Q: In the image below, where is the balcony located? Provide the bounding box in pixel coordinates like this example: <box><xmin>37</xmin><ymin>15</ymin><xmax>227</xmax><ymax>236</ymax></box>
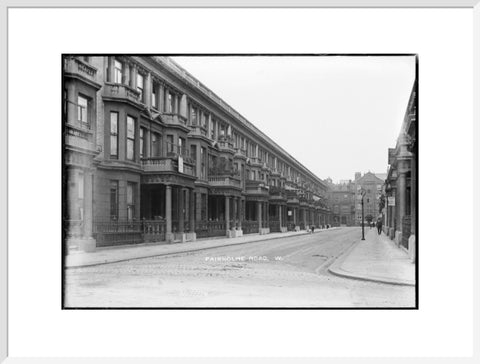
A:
<box><xmin>161</xmin><ymin>113</ymin><xmax>188</xmax><ymax>130</ymax></box>
<box><xmin>249</xmin><ymin>157</ymin><xmax>262</xmax><ymax>166</ymax></box>
<box><xmin>64</xmin><ymin>57</ymin><xmax>100</xmax><ymax>88</ymax></box>
<box><xmin>269</xmin><ymin>186</ymin><xmax>287</xmax><ymax>202</ymax></box>
<box><xmin>245</xmin><ymin>179</ymin><xmax>269</xmax><ymax>197</ymax></box>
<box><xmin>64</xmin><ymin>123</ymin><xmax>96</xmax><ymax>154</ymax></box>
<box><xmin>103</xmin><ymin>82</ymin><xmax>142</xmax><ymax>108</ymax></box>
<box><xmin>234</xmin><ymin>148</ymin><xmax>247</xmax><ymax>158</ymax></box>
<box><xmin>166</xmin><ymin>142</ymin><xmax>195</xmax><ymax>165</ymax></box>
<box><xmin>286</xmin><ymin>190</ymin><xmax>299</xmax><ymax>205</ymax></box>
<box><xmin>189</xmin><ymin>125</ymin><xmax>208</xmax><ymax>137</ymax></box>
<box><xmin>217</xmin><ymin>137</ymin><xmax>235</xmax><ymax>153</ymax></box>
<box><xmin>141</xmin><ymin>157</ymin><xmax>195</xmax><ymax>176</ymax></box>
<box><xmin>208</xmin><ymin>175</ymin><xmax>241</xmax><ymax>189</ymax></box>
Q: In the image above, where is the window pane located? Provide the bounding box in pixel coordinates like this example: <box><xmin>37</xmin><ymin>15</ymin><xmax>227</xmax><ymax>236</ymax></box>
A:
<box><xmin>127</xmin><ymin>116</ymin><xmax>135</xmax><ymax>138</ymax></box>
<box><xmin>77</xmin><ymin>96</ymin><xmax>88</xmax><ymax>122</ymax></box>
<box><xmin>110</xmin><ymin>112</ymin><xmax>118</xmax><ymax>158</ymax></box>
<box><xmin>168</xmin><ymin>93</ymin><xmax>173</xmax><ymax>112</ymax></box>
<box><xmin>114</xmin><ymin>60</ymin><xmax>123</xmax><ymax>83</ymax></box>
<box><xmin>110</xmin><ymin>112</ymin><xmax>118</xmax><ymax>133</ymax></box>
<box><xmin>152</xmin><ymin>88</ymin><xmax>157</xmax><ymax>108</ymax></box>
<box><xmin>110</xmin><ymin>136</ymin><xmax>118</xmax><ymax>157</ymax></box>
<box><xmin>127</xmin><ymin>140</ymin><xmax>134</xmax><ymax>160</ymax></box>
<box><xmin>140</xmin><ymin>128</ymin><xmax>144</xmax><ymax>158</ymax></box>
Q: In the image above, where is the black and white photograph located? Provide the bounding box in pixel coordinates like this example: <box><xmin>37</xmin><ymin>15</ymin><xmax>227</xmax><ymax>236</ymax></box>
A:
<box><xmin>4</xmin><ymin>3</ymin><xmax>480</xmax><ymax>362</ymax></box>
<box><xmin>62</xmin><ymin>54</ymin><xmax>418</xmax><ymax>308</ymax></box>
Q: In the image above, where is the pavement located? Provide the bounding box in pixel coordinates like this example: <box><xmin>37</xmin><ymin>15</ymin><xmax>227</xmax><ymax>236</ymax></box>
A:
<box><xmin>65</xmin><ymin>227</ymin><xmax>338</xmax><ymax>269</ymax></box>
<box><xmin>66</xmin><ymin>226</ymin><xmax>416</xmax><ymax>287</ymax></box>
<box><xmin>328</xmin><ymin>228</ymin><xmax>415</xmax><ymax>286</ymax></box>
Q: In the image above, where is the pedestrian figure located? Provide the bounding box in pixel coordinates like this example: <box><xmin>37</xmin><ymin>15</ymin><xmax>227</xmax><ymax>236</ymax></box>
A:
<box><xmin>376</xmin><ymin>218</ymin><xmax>383</xmax><ymax>235</ymax></box>
<box><xmin>311</xmin><ymin>225</ymin><xmax>315</xmax><ymax>234</ymax></box>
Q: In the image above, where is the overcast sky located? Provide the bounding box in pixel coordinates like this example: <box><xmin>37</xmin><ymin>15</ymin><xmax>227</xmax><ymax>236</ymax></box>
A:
<box><xmin>171</xmin><ymin>55</ymin><xmax>416</xmax><ymax>183</ymax></box>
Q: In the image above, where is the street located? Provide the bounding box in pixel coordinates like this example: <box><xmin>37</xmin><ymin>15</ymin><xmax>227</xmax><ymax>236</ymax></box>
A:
<box><xmin>64</xmin><ymin>227</ymin><xmax>415</xmax><ymax>308</ymax></box>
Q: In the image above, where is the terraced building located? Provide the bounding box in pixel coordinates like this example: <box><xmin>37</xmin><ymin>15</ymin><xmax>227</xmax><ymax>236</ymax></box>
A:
<box><xmin>63</xmin><ymin>55</ymin><xmax>331</xmax><ymax>250</ymax></box>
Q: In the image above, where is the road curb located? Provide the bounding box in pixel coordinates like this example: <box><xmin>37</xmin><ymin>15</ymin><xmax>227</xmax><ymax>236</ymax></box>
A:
<box><xmin>66</xmin><ymin>228</ymin><xmax>339</xmax><ymax>269</ymax></box>
<box><xmin>327</xmin><ymin>240</ymin><xmax>416</xmax><ymax>287</ymax></box>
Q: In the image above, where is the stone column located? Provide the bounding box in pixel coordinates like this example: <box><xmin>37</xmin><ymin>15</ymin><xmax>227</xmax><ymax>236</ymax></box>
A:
<box><xmin>131</xmin><ymin>64</ymin><xmax>137</xmax><ymax>90</ymax></box>
<box><xmin>83</xmin><ymin>171</ymin><xmax>93</xmax><ymax>239</ymax></box>
<box><xmin>225</xmin><ymin>196</ymin><xmax>230</xmax><ymax>231</ymax></box>
<box><xmin>145</xmin><ymin>72</ymin><xmax>152</xmax><ymax>108</ymax></box>
<box><xmin>165</xmin><ymin>185</ymin><xmax>172</xmax><ymax>241</ymax></box>
<box><xmin>237</xmin><ymin>197</ymin><xmax>242</xmax><ymax>229</ymax></box>
<box><xmin>178</xmin><ymin>188</ymin><xmax>185</xmax><ymax>233</ymax></box>
<box><xmin>257</xmin><ymin>201</ymin><xmax>262</xmax><ymax>233</ymax></box>
<box><xmin>207</xmin><ymin>114</ymin><xmax>212</xmax><ymax>139</ymax></box>
<box><xmin>189</xmin><ymin>189</ymin><xmax>195</xmax><ymax>233</ymax></box>
<box><xmin>264</xmin><ymin>202</ymin><xmax>268</xmax><ymax>228</ymax></box>
<box><xmin>410</xmin><ymin>156</ymin><xmax>416</xmax><ymax>237</ymax></box>
<box><xmin>293</xmin><ymin>207</ymin><xmax>297</xmax><ymax>225</ymax></box>
<box><xmin>232</xmin><ymin>197</ymin><xmax>237</xmax><ymax>228</ymax></box>
<box><xmin>124</xmin><ymin>62</ymin><xmax>130</xmax><ymax>86</ymax></box>
<box><xmin>278</xmin><ymin>205</ymin><xmax>282</xmax><ymax>227</ymax></box>
<box><xmin>180</xmin><ymin>94</ymin><xmax>188</xmax><ymax>119</ymax></box>
<box><xmin>398</xmin><ymin>171</ymin><xmax>406</xmax><ymax>230</ymax></box>
<box><xmin>303</xmin><ymin>208</ymin><xmax>307</xmax><ymax>228</ymax></box>
<box><xmin>108</xmin><ymin>56</ymin><xmax>115</xmax><ymax>83</ymax></box>
<box><xmin>159</xmin><ymin>84</ymin><xmax>165</xmax><ymax>112</ymax></box>
<box><xmin>66</xmin><ymin>83</ymin><xmax>76</xmax><ymax>124</ymax></box>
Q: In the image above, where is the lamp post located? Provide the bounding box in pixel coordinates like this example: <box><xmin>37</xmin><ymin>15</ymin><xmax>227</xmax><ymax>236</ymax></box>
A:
<box><xmin>360</xmin><ymin>188</ymin><xmax>366</xmax><ymax>240</ymax></box>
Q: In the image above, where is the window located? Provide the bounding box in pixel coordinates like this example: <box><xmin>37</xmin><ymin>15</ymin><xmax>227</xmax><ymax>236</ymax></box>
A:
<box><xmin>110</xmin><ymin>180</ymin><xmax>119</xmax><ymax>220</ymax></box>
<box><xmin>178</xmin><ymin>137</ymin><xmax>185</xmax><ymax>156</ymax></box>
<box><xmin>126</xmin><ymin>116</ymin><xmax>135</xmax><ymax>161</ymax></box>
<box><xmin>167</xmin><ymin>92</ymin><xmax>174</xmax><ymax>113</ymax></box>
<box><xmin>166</xmin><ymin>135</ymin><xmax>174</xmax><ymax>154</ymax></box>
<box><xmin>191</xmin><ymin>107</ymin><xmax>197</xmax><ymax>125</ymax></box>
<box><xmin>140</xmin><ymin>128</ymin><xmax>146</xmax><ymax>158</ymax></box>
<box><xmin>152</xmin><ymin>132</ymin><xmax>161</xmax><ymax>157</ymax></box>
<box><xmin>211</xmin><ymin>119</ymin><xmax>216</xmax><ymax>140</ymax></box>
<box><xmin>201</xmin><ymin>147</ymin><xmax>206</xmax><ymax>179</ymax></box>
<box><xmin>137</xmin><ymin>73</ymin><xmax>144</xmax><ymax>101</ymax></box>
<box><xmin>152</xmin><ymin>86</ymin><xmax>157</xmax><ymax>109</ymax></box>
<box><xmin>77</xmin><ymin>95</ymin><xmax>88</xmax><ymax>125</ymax></box>
<box><xmin>110</xmin><ymin>112</ymin><xmax>118</xmax><ymax>159</ymax></box>
<box><xmin>127</xmin><ymin>182</ymin><xmax>136</xmax><ymax>221</ymax></box>
<box><xmin>114</xmin><ymin>60</ymin><xmax>123</xmax><ymax>83</ymax></box>
<box><xmin>191</xmin><ymin>145</ymin><xmax>197</xmax><ymax>176</ymax></box>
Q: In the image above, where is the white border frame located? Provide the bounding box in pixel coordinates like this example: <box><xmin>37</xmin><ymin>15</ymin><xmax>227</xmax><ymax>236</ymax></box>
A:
<box><xmin>1</xmin><ymin>1</ymin><xmax>479</xmax><ymax>363</ymax></box>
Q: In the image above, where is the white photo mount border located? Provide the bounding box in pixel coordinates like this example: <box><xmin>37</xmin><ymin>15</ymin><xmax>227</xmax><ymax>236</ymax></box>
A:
<box><xmin>2</xmin><ymin>1</ymin><xmax>480</xmax><ymax>363</ymax></box>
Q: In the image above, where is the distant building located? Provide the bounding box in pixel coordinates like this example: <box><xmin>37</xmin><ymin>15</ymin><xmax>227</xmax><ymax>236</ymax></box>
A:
<box><xmin>384</xmin><ymin>78</ymin><xmax>417</xmax><ymax>262</ymax></box>
<box><xmin>326</xmin><ymin>178</ymin><xmax>355</xmax><ymax>226</ymax></box>
<box><xmin>354</xmin><ymin>172</ymin><xmax>385</xmax><ymax>225</ymax></box>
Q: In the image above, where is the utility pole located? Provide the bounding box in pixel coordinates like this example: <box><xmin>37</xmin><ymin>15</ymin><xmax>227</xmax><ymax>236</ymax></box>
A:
<box><xmin>361</xmin><ymin>188</ymin><xmax>366</xmax><ymax>240</ymax></box>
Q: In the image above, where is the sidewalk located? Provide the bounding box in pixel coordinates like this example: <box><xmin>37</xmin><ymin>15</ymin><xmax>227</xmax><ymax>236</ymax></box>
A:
<box><xmin>65</xmin><ymin>227</ymin><xmax>338</xmax><ymax>269</ymax></box>
<box><xmin>328</xmin><ymin>228</ymin><xmax>415</xmax><ymax>286</ymax></box>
